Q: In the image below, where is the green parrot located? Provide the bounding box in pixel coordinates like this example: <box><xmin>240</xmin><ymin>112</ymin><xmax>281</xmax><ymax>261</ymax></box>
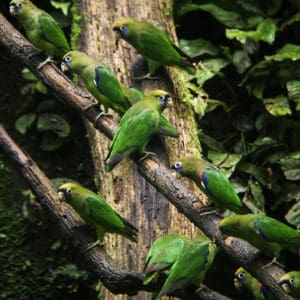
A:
<box><xmin>219</xmin><ymin>214</ymin><xmax>300</xmax><ymax>261</ymax></box>
<box><xmin>171</xmin><ymin>157</ymin><xmax>242</xmax><ymax>213</ymax></box>
<box><xmin>61</xmin><ymin>51</ymin><xmax>179</xmax><ymax>137</ymax></box>
<box><xmin>61</xmin><ymin>51</ymin><xmax>128</xmax><ymax>114</ymax></box>
<box><xmin>57</xmin><ymin>182</ymin><xmax>138</xmax><ymax>247</ymax></box>
<box><xmin>113</xmin><ymin>18</ymin><xmax>195</xmax><ymax>78</ymax></box>
<box><xmin>234</xmin><ymin>267</ymin><xmax>265</xmax><ymax>300</ymax></box>
<box><xmin>9</xmin><ymin>0</ymin><xmax>70</xmax><ymax>68</ymax></box>
<box><xmin>105</xmin><ymin>90</ymin><xmax>171</xmax><ymax>172</ymax></box>
<box><xmin>143</xmin><ymin>234</ymin><xmax>188</xmax><ymax>285</ymax></box>
<box><xmin>279</xmin><ymin>271</ymin><xmax>300</xmax><ymax>298</ymax></box>
<box><xmin>153</xmin><ymin>235</ymin><xmax>217</xmax><ymax>299</ymax></box>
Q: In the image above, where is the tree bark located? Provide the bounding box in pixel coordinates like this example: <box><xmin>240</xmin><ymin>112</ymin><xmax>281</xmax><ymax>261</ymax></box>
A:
<box><xmin>76</xmin><ymin>1</ymin><xmax>200</xmax><ymax>299</ymax></box>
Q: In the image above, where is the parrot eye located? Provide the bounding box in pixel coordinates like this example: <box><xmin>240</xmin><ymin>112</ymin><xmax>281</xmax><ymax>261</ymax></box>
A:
<box><xmin>290</xmin><ymin>278</ymin><xmax>295</xmax><ymax>284</ymax></box>
<box><xmin>174</xmin><ymin>162</ymin><xmax>182</xmax><ymax>169</ymax></box>
<box><xmin>120</xmin><ymin>25</ymin><xmax>127</xmax><ymax>32</ymax></box>
<box><xmin>66</xmin><ymin>188</ymin><xmax>72</xmax><ymax>195</ymax></box>
<box><xmin>65</xmin><ymin>56</ymin><xmax>72</xmax><ymax>62</ymax></box>
<box><xmin>238</xmin><ymin>272</ymin><xmax>245</xmax><ymax>279</ymax></box>
<box><xmin>16</xmin><ymin>3</ymin><xmax>23</xmax><ymax>8</ymax></box>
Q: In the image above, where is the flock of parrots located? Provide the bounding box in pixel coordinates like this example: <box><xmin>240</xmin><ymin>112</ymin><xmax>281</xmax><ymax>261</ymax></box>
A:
<box><xmin>8</xmin><ymin>0</ymin><xmax>300</xmax><ymax>298</ymax></box>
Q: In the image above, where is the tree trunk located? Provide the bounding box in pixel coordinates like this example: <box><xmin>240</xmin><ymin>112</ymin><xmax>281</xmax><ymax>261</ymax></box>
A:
<box><xmin>75</xmin><ymin>0</ymin><xmax>201</xmax><ymax>299</ymax></box>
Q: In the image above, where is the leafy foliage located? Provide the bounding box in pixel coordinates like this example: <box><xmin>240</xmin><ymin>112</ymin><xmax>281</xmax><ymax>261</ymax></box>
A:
<box><xmin>175</xmin><ymin>0</ymin><xmax>300</xmax><ymax>222</ymax></box>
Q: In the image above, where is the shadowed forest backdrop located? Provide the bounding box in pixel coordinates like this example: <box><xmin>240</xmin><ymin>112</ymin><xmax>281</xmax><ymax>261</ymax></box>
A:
<box><xmin>1</xmin><ymin>0</ymin><xmax>300</xmax><ymax>299</ymax></box>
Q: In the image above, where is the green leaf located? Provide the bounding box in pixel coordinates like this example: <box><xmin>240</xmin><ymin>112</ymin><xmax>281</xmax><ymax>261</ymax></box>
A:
<box><xmin>286</xmin><ymin>80</ymin><xmax>300</xmax><ymax>110</ymax></box>
<box><xmin>22</xmin><ymin>68</ymin><xmax>37</xmax><ymax>81</ymax></box>
<box><xmin>50</xmin><ymin>1</ymin><xmax>71</xmax><ymax>16</ymax></box>
<box><xmin>280</xmin><ymin>12</ymin><xmax>300</xmax><ymax>31</ymax></box>
<box><xmin>232</xmin><ymin>50</ymin><xmax>252</xmax><ymax>74</ymax></box>
<box><xmin>195</xmin><ymin>58</ymin><xmax>229</xmax><ymax>86</ymax></box>
<box><xmin>285</xmin><ymin>201</ymin><xmax>300</xmax><ymax>229</ymax></box>
<box><xmin>179</xmin><ymin>38</ymin><xmax>219</xmax><ymax>57</ymax></box>
<box><xmin>35</xmin><ymin>81</ymin><xmax>48</xmax><ymax>94</ymax></box>
<box><xmin>263</xmin><ymin>95</ymin><xmax>291</xmax><ymax>116</ymax></box>
<box><xmin>248</xmin><ymin>179</ymin><xmax>265</xmax><ymax>213</ymax></box>
<box><xmin>37</xmin><ymin>113</ymin><xmax>70</xmax><ymax>138</ymax></box>
<box><xmin>199</xmin><ymin>131</ymin><xmax>226</xmax><ymax>152</ymax></box>
<box><xmin>279</xmin><ymin>152</ymin><xmax>300</xmax><ymax>180</ymax></box>
<box><xmin>265</xmin><ymin>44</ymin><xmax>300</xmax><ymax>62</ymax></box>
<box><xmin>237</xmin><ymin>160</ymin><xmax>269</xmax><ymax>185</ymax></box>
<box><xmin>207</xmin><ymin>151</ymin><xmax>228</xmax><ymax>166</ymax></box>
<box><xmin>226</xmin><ymin>18</ymin><xmax>276</xmax><ymax>44</ymax></box>
<box><xmin>177</xmin><ymin>3</ymin><xmax>249</xmax><ymax>29</ymax></box>
<box><xmin>15</xmin><ymin>113</ymin><xmax>36</xmax><ymax>135</ymax></box>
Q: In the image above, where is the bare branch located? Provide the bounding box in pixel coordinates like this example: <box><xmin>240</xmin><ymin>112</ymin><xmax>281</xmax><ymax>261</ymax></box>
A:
<box><xmin>0</xmin><ymin>13</ymin><xmax>293</xmax><ymax>300</ymax></box>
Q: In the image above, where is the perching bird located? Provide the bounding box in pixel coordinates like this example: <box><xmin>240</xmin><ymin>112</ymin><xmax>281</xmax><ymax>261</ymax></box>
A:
<box><xmin>219</xmin><ymin>214</ymin><xmax>300</xmax><ymax>261</ymax></box>
<box><xmin>234</xmin><ymin>267</ymin><xmax>265</xmax><ymax>300</ymax></box>
<box><xmin>153</xmin><ymin>235</ymin><xmax>217</xmax><ymax>299</ymax></box>
<box><xmin>279</xmin><ymin>271</ymin><xmax>300</xmax><ymax>298</ymax></box>
<box><xmin>105</xmin><ymin>90</ymin><xmax>171</xmax><ymax>171</ymax></box>
<box><xmin>61</xmin><ymin>51</ymin><xmax>128</xmax><ymax>114</ymax></box>
<box><xmin>9</xmin><ymin>0</ymin><xmax>70</xmax><ymax>68</ymax></box>
<box><xmin>113</xmin><ymin>18</ymin><xmax>195</xmax><ymax>79</ymax></box>
<box><xmin>143</xmin><ymin>234</ymin><xmax>188</xmax><ymax>285</ymax></box>
<box><xmin>57</xmin><ymin>182</ymin><xmax>138</xmax><ymax>248</ymax></box>
<box><xmin>61</xmin><ymin>51</ymin><xmax>179</xmax><ymax>137</ymax></box>
<box><xmin>171</xmin><ymin>157</ymin><xmax>242</xmax><ymax>213</ymax></box>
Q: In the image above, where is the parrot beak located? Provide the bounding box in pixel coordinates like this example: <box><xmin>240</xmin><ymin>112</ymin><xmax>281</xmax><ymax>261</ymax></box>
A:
<box><xmin>9</xmin><ymin>4</ymin><xmax>16</xmax><ymax>16</ymax></box>
<box><xmin>60</xmin><ymin>61</ymin><xmax>69</xmax><ymax>73</ymax></box>
<box><xmin>171</xmin><ymin>169</ymin><xmax>180</xmax><ymax>179</ymax></box>
<box><xmin>280</xmin><ymin>282</ymin><xmax>291</xmax><ymax>294</ymax></box>
<box><xmin>233</xmin><ymin>278</ymin><xmax>242</xmax><ymax>290</ymax></box>
<box><xmin>166</xmin><ymin>96</ymin><xmax>173</xmax><ymax>108</ymax></box>
<box><xmin>57</xmin><ymin>190</ymin><xmax>65</xmax><ymax>201</ymax></box>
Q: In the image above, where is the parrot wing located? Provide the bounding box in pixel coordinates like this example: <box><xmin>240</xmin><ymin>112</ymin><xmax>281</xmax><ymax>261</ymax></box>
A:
<box><xmin>85</xmin><ymin>195</ymin><xmax>126</xmax><ymax>230</ymax></box>
<box><xmin>106</xmin><ymin>104</ymin><xmax>159</xmax><ymax>170</ymax></box>
<box><xmin>200</xmin><ymin>166</ymin><xmax>242</xmax><ymax>211</ymax></box>
<box><xmin>252</xmin><ymin>216</ymin><xmax>300</xmax><ymax>245</ymax></box>
<box><xmin>39</xmin><ymin>14</ymin><xmax>70</xmax><ymax>52</ymax></box>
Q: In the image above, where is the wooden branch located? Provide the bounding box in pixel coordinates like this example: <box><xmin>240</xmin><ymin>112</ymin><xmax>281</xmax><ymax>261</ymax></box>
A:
<box><xmin>0</xmin><ymin>13</ymin><xmax>293</xmax><ymax>300</ymax></box>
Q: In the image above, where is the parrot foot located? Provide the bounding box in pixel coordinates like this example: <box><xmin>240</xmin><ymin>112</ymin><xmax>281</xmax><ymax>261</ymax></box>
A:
<box><xmin>138</xmin><ymin>151</ymin><xmax>156</xmax><ymax>163</ymax></box>
<box><xmin>198</xmin><ymin>209</ymin><xmax>219</xmax><ymax>217</ymax></box>
<box><xmin>94</xmin><ymin>111</ymin><xmax>113</xmax><ymax>124</ymax></box>
<box><xmin>262</xmin><ymin>257</ymin><xmax>284</xmax><ymax>269</ymax></box>
<box><xmin>133</xmin><ymin>73</ymin><xmax>160</xmax><ymax>80</ymax></box>
<box><xmin>37</xmin><ymin>56</ymin><xmax>56</xmax><ymax>69</ymax></box>
<box><xmin>194</xmin><ymin>285</ymin><xmax>207</xmax><ymax>294</ymax></box>
<box><xmin>85</xmin><ymin>239</ymin><xmax>104</xmax><ymax>251</ymax></box>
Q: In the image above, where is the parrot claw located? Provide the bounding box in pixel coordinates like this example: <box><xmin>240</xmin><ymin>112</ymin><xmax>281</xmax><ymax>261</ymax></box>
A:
<box><xmin>262</xmin><ymin>257</ymin><xmax>284</xmax><ymax>269</ymax></box>
<box><xmin>37</xmin><ymin>56</ymin><xmax>56</xmax><ymax>69</ymax></box>
<box><xmin>85</xmin><ymin>239</ymin><xmax>104</xmax><ymax>251</ymax></box>
<box><xmin>94</xmin><ymin>111</ymin><xmax>113</xmax><ymax>125</ymax></box>
<box><xmin>133</xmin><ymin>73</ymin><xmax>160</xmax><ymax>80</ymax></box>
<box><xmin>138</xmin><ymin>151</ymin><xmax>156</xmax><ymax>163</ymax></box>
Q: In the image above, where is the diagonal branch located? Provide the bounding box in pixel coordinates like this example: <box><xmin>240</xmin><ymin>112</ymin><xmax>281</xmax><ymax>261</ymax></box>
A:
<box><xmin>0</xmin><ymin>13</ymin><xmax>292</xmax><ymax>300</ymax></box>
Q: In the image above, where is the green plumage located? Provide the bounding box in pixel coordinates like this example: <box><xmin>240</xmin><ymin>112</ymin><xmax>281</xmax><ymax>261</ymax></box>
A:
<box><xmin>234</xmin><ymin>267</ymin><xmax>264</xmax><ymax>300</ymax></box>
<box><xmin>57</xmin><ymin>182</ymin><xmax>138</xmax><ymax>243</ymax></box>
<box><xmin>279</xmin><ymin>271</ymin><xmax>300</xmax><ymax>298</ymax></box>
<box><xmin>153</xmin><ymin>235</ymin><xmax>217</xmax><ymax>299</ymax></box>
<box><xmin>61</xmin><ymin>51</ymin><xmax>128</xmax><ymax>113</ymax></box>
<box><xmin>219</xmin><ymin>214</ymin><xmax>300</xmax><ymax>257</ymax></box>
<box><xmin>61</xmin><ymin>51</ymin><xmax>179</xmax><ymax>137</ymax></box>
<box><xmin>143</xmin><ymin>234</ymin><xmax>188</xmax><ymax>285</ymax></box>
<box><xmin>171</xmin><ymin>157</ymin><xmax>242</xmax><ymax>213</ymax></box>
<box><xmin>113</xmin><ymin>18</ymin><xmax>195</xmax><ymax>75</ymax></box>
<box><xmin>105</xmin><ymin>90</ymin><xmax>171</xmax><ymax>171</ymax></box>
<box><xmin>9</xmin><ymin>0</ymin><xmax>70</xmax><ymax>57</ymax></box>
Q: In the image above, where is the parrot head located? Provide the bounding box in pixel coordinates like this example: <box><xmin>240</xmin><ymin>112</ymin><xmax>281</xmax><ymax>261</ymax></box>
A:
<box><xmin>233</xmin><ymin>267</ymin><xmax>247</xmax><ymax>291</ymax></box>
<box><xmin>57</xmin><ymin>182</ymin><xmax>81</xmax><ymax>203</ymax></box>
<box><xmin>9</xmin><ymin>1</ymin><xmax>24</xmax><ymax>16</ymax></box>
<box><xmin>113</xmin><ymin>18</ymin><xmax>132</xmax><ymax>39</ymax></box>
<box><xmin>279</xmin><ymin>272</ymin><xmax>297</xmax><ymax>295</ymax></box>
<box><xmin>147</xmin><ymin>90</ymin><xmax>172</xmax><ymax>110</ymax></box>
<box><xmin>61</xmin><ymin>51</ymin><xmax>91</xmax><ymax>73</ymax></box>
<box><xmin>219</xmin><ymin>214</ymin><xmax>241</xmax><ymax>236</ymax></box>
<box><xmin>171</xmin><ymin>157</ymin><xmax>206</xmax><ymax>179</ymax></box>
<box><xmin>61</xmin><ymin>51</ymin><xmax>74</xmax><ymax>73</ymax></box>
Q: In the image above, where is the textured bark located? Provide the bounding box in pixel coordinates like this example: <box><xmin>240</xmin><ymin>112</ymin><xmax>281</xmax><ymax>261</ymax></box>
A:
<box><xmin>0</xmin><ymin>13</ymin><xmax>294</xmax><ymax>300</ymax></box>
<box><xmin>76</xmin><ymin>1</ymin><xmax>200</xmax><ymax>299</ymax></box>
